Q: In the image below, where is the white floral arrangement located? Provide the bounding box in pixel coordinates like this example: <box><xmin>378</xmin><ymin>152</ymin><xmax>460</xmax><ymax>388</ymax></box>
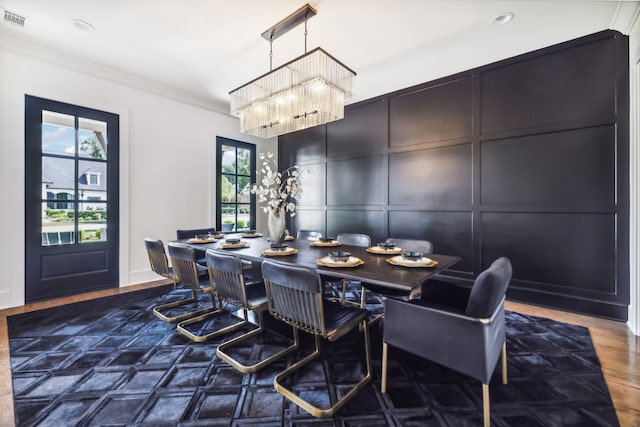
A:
<box><xmin>247</xmin><ymin>152</ymin><xmax>306</xmax><ymax>217</ymax></box>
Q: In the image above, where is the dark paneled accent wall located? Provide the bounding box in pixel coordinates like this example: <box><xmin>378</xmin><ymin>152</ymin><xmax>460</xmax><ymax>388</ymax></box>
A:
<box><xmin>279</xmin><ymin>30</ymin><xmax>629</xmax><ymax>320</ymax></box>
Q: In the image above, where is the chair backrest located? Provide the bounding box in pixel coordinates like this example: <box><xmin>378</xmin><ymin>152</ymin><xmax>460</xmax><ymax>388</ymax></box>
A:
<box><xmin>176</xmin><ymin>227</ymin><xmax>217</xmax><ymax>240</ymax></box>
<box><xmin>145</xmin><ymin>238</ymin><xmax>172</xmax><ymax>279</ymax></box>
<box><xmin>206</xmin><ymin>249</ymin><xmax>247</xmax><ymax>308</ymax></box>
<box><xmin>466</xmin><ymin>257</ymin><xmax>512</xmax><ymax>318</ymax></box>
<box><xmin>296</xmin><ymin>230</ymin><xmax>323</xmax><ymax>241</ymax></box>
<box><xmin>337</xmin><ymin>233</ymin><xmax>371</xmax><ymax>247</ymax></box>
<box><xmin>168</xmin><ymin>242</ymin><xmax>202</xmax><ymax>291</ymax></box>
<box><xmin>385</xmin><ymin>237</ymin><xmax>433</xmax><ymax>254</ymax></box>
<box><xmin>262</xmin><ymin>260</ymin><xmax>325</xmax><ymax>336</ymax></box>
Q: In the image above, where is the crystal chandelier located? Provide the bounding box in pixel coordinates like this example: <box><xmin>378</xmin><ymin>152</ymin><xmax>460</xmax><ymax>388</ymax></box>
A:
<box><xmin>229</xmin><ymin>4</ymin><xmax>356</xmax><ymax>139</ymax></box>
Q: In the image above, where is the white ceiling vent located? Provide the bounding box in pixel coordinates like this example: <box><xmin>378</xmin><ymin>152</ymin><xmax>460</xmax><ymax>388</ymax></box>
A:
<box><xmin>2</xmin><ymin>8</ymin><xmax>26</xmax><ymax>27</ymax></box>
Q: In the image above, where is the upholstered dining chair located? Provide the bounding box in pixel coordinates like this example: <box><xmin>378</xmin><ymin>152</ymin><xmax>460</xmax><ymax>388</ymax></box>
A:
<box><xmin>208</xmin><ymin>250</ymin><xmax>297</xmax><ymax>373</ymax></box>
<box><xmin>176</xmin><ymin>227</ymin><xmax>217</xmax><ymax>240</ymax></box>
<box><xmin>176</xmin><ymin>227</ymin><xmax>217</xmax><ymax>267</ymax></box>
<box><xmin>167</xmin><ymin>242</ymin><xmax>220</xmax><ymax>340</ymax></box>
<box><xmin>296</xmin><ymin>229</ymin><xmax>323</xmax><ymax>241</ymax></box>
<box><xmin>262</xmin><ymin>259</ymin><xmax>372</xmax><ymax>418</ymax></box>
<box><xmin>359</xmin><ymin>237</ymin><xmax>434</xmax><ymax>325</ymax></box>
<box><xmin>335</xmin><ymin>233</ymin><xmax>372</xmax><ymax>305</ymax></box>
<box><xmin>147</xmin><ymin>238</ymin><xmax>209</xmax><ymax>323</ymax></box>
<box><xmin>381</xmin><ymin>257</ymin><xmax>512</xmax><ymax>427</ymax></box>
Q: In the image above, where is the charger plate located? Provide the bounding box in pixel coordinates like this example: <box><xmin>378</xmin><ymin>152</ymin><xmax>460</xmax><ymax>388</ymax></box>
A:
<box><xmin>242</xmin><ymin>233</ymin><xmax>263</xmax><ymax>238</ymax></box>
<box><xmin>221</xmin><ymin>241</ymin><xmax>251</xmax><ymax>249</ymax></box>
<box><xmin>311</xmin><ymin>241</ymin><xmax>340</xmax><ymax>247</ymax></box>
<box><xmin>187</xmin><ymin>237</ymin><xmax>217</xmax><ymax>244</ymax></box>
<box><xmin>366</xmin><ymin>246</ymin><xmax>404</xmax><ymax>255</ymax></box>
<box><xmin>387</xmin><ymin>256</ymin><xmax>437</xmax><ymax>267</ymax></box>
<box><xmin>261</xmin><ymin>247</ymin><xmax>298</xmax><ymax>256</ymax></box>
<box><xmin>317</xmin><ymin>256</ymin><xmax>364</xmax><ymax>267</ymax></box>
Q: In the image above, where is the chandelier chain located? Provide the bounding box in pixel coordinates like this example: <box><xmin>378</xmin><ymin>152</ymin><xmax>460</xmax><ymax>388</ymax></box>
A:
<box><xmin>269</xmin><ymin>41</ymin><xmax>273</xmax><ymax>71</ymax></box>
<box><xmin>304</xmin><ymin>17</ymin><xmax>308</xmax><ymax>53</ymax></box>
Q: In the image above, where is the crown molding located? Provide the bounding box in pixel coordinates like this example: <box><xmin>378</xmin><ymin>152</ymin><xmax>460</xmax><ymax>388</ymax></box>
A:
<box><xmin>611</xmin><ymin>1</ymin><xmax>640</xmax><ymax>35</ymax></box>
<box><xmin>0</xmin><ymin>32</ymin><xmax>231</xmax><ymax>115</ymax></box>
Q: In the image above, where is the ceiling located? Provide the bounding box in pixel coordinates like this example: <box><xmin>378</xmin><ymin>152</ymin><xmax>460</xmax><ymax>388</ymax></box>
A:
<box><xmin>1</xmin><ymin>1</ymin><xmax>638</xmax><ymax>114</ymax></box>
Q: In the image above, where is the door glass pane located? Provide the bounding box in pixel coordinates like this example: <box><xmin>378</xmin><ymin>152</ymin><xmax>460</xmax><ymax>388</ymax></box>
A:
<box><xmin>42</xmin><ymin>157</ymin><xmax>75</xmax><ymax>209</ymax></box>
<box><xmin>79</xmin><ymin>159</ymin><xmax>107</xmax><ymax>200</ymax></box>
<box><xmin>78</xmin><ymin>117</ymin><xmax>108</xmax><ymax>160</ymax></box>
<box><xmin>221</xmin><ymin>145</ymin><xmax>236</xmax><ymax>174</ymax></box>
<box><xmin>42</xmin><ymin>110</ymin><xmax>75</xmax><ymax>156</ymax></box>
<box><xmin>79</xmin><ymin>203</ymin><xmax>107</xmax><ymax>243</ymax></box>
<box><xmin>238</xmin><ymin>147</ymin><xmax>250</xmax><ymax>175</ymax></box>
<box><xmin>41</xmin><ymin>202</ymin><xmax>75</xmax><ymax>246</ymax></box>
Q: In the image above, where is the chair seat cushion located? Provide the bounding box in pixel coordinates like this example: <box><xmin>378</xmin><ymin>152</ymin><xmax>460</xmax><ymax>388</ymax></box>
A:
<box><xmin>245</xmin><ymin>282</ymin><xmax>268</xmax><ymax>309</ymax></box>
<box><xmin>323</xmin><ymin>301</ymin><xmax>369</xmax><ymax>342</ymax></box>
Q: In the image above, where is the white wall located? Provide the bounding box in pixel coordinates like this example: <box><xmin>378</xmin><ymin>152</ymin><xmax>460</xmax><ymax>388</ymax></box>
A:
<box><xmin>0</xmin><ymin>39</ymin><xmax>276</xmax><ymax>309</ymax></box>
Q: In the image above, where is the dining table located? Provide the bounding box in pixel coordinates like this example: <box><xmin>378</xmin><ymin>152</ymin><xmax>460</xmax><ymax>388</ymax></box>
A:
<box><xmin>174</xmin><ymin>234</ymin><xmax>461</xmax><ymax>296</ymax></box>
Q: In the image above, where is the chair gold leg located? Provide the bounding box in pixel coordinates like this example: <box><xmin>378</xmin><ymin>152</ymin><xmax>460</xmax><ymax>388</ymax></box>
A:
<box><xmin>381</xmin><ymin>342</ymin><xmax>388</xmax><ymax>393</ymax></box>
<box><xmin>482</xmin><ymin>383</ymin><xmax>490</xmax><ymax>427</ymax></box>
<box><xmin>502</xmin><ymin>342</ymin><xmax>508</xmax><ymax>384</ymax></box>
<box><xmin>153</xmin><ymin>289</ymin><xmax>215</xmax><ymax>323</ymax></box>
<box><xmin>274</xmin><ymin>321</ymin><xmax>372</xmax><ymax>418</ymax></box>
<box><xmin>216</xmin><ymin>311</ymin><xmax>299</xmax><ymax>373</ymax></box>
<box><xmin>176</xmin><ymin>295</ymin><xmax>248</xmax><ymax>343</ymax></box>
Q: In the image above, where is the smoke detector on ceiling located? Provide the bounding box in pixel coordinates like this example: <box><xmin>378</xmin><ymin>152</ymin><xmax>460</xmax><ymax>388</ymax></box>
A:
<box><xmin>2</xmin><ymin>8</ymin><xmax>26</xmax><ymax>27</ymax></box>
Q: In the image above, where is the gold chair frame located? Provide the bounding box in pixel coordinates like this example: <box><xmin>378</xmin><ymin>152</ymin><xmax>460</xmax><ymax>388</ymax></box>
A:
<box><xmin>211</xmin><ymin>258</ymin><xmax>298</xmax><ymax>373</ymax></box>
<box><xmin>264</xmin><ymin>265</ymin><xmax>372</xmax><ymax>418</ymax></box>
<box><xmin>146</xmin><ymin>238</ymin><xmax>212</xmax><ymax>323</ymax></box>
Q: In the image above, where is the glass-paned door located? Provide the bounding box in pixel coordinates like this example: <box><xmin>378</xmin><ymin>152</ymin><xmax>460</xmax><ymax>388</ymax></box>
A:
<box><xmin>25</xmin><ymin>96</ymin><xmax>119</xmax><ymax>302</ymax></box>
<box><xmin>216</xmin><ymin>137</ymin><xmax>255</xmax><ymax>232</ymax></box>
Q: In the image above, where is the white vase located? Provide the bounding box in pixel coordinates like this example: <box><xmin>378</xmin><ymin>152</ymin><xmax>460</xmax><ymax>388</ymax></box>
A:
<box><xmin>267</xmin><ymin>209</ymin><xmax>286</xmax><ymax>244</ymax></box>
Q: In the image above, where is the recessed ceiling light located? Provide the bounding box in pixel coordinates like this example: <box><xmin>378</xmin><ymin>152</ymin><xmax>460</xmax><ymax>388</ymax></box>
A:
<box><xmin>493</xmin><ymin>12</ymin><xmax>514</xmax><ymax>26</ymax></box>
<box><xmin>72</xmin><ymin>19</ymin><xmax>94</xmax><ymax>31</ymax></box>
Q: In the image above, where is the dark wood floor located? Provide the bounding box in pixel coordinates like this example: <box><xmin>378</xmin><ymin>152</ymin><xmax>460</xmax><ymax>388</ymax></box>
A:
<box><xmin>0</xmin><ymin>281</ymin><xmax>638</xmax><ymax>427</ymax></box>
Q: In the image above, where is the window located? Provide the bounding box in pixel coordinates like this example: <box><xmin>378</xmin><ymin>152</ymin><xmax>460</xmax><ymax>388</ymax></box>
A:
<box><xmin>87</xmin><ymin>172</ymin><xmax>100</xmax><ymax>185</ymax></box>
<box><xmin>216</xmin><ymin>137</ymin><xmax>256</xmax><ymax>232</ymax></box>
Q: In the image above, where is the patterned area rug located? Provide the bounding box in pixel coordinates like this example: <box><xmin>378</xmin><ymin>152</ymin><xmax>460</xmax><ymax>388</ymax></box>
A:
<box><xmin>8</xmin><ymin>285</ymin><xmax>619</xmax><ymax>426</ymax></box>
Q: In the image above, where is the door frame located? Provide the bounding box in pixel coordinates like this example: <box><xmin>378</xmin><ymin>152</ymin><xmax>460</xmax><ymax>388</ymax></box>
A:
<box><xmin>24</xmin><ymin>95</ymin><xmax>120</xmax><ymax>302</ymax></box>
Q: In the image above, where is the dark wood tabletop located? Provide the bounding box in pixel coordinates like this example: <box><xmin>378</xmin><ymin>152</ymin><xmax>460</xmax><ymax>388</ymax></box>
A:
<box><xmin>175</xmin><ymin>235</ymin><xmax>461</xmax><ymax>293</ymax></box>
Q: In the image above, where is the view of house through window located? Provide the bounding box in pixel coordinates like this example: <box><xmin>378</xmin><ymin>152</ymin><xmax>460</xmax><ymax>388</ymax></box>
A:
<box><xmin>216</xmin><ymin>138</ymin><xmax>255</xmax><ymax>233</ymax></box>
<box><xmin>41</xmin><ymin>110</ymin><xmax>108</xmax><ymax>245</ymax></box>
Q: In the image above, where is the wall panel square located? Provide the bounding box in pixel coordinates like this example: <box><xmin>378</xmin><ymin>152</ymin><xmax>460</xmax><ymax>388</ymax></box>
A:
<box><xmin>480</xmin><ymin>37</ymin><xmax>616</xmax><ymax>134</ymax></box>
<box><xmin>327</xmin><ymin>99</ymin><xmax>387</xmax><ymax>158</ymax></box>
<box><xmin>480</xmin><ymin>125</ymin><xmax>616</xmax><ymax>208</ymax></box>
<box><xmin>390</xmin><ymin>77</ymin><xmax>472</xmax><ymax>147</ymax></box>
<box><xmin>327</xmin><ymin>156</ymin><xmax>384</xmax><ymax>206</ymax></box>
<box><xmin>389</xmin><ymin>144</ymin><xmax>472</xmax><ymax>207</ymax></box>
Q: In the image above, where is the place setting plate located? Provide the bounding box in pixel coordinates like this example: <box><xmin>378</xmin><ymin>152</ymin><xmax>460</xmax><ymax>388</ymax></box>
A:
<box><xmin>242</xmin><ymin>231</ymin><xmax>263</xmax><ymax>238</ymax></box>
<box><xmin>386</xmin><ymin>253</ymin><xmax>438</xmax><ymax>268</ymax></box>
<box><xmin>220</xmin><ymin>240</ymin><xmax>251</xmax><ymax>249</ymax></box>
<box><xmin>366</xmin><ymin>243</ymin><xmax>404</xmax><ymax>255</ymax></box>
<box><xmin>316</xmin><ymin>251</ymin><xmax>364</xmax><ymax>268</ymax></box>
<box><xmin>311</xmin><ymin>237</ymin><xmax>340</xmax><ymax>247</ymax></box>
<box><xmin>187</xmin><ymin>235</ymin><xmax>217</xmax><ymax>244</ymax></box>
<box><xmin>261</xmin><ymin>244</ymin><xmax>298</xmax><ymax>256</ymax></box>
